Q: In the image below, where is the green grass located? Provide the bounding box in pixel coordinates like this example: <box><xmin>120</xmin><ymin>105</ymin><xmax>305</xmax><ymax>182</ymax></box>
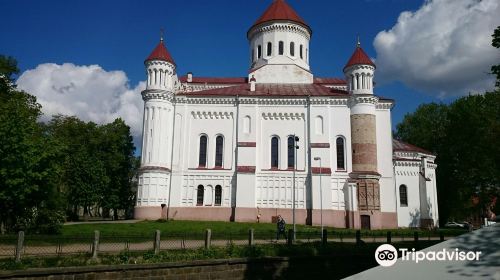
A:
<box><xmin>61</xmin><ymin>220</ymin><xmax>467</xmax><ymax>237</ymax></box>
<box><xmin>0</xmin><ymin>220</ymin><xmax>467</xmax><ymax>245</ymax></box>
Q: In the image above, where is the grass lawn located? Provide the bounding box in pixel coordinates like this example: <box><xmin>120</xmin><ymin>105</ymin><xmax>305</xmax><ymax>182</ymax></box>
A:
<box><xmin>60</xmin><ymin>220</ymin><xmax>467</xmax><ymax>238</ymax></box>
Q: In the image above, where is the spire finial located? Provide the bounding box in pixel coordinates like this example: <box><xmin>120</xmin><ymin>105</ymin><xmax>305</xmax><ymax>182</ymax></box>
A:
<box><xmin>356</xmin><ymin>35</ymin><xmax>361</xmax><ymax>48</ymax></box>
<box><xmin>160</xmin><ymin>27</ymin><xmax>164</xmax><ymax>42</ymax></box>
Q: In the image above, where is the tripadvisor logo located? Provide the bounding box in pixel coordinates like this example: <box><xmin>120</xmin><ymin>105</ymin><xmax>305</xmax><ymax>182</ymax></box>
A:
<box><xmin>375</xmin><ymin>244</ymin><xmax>482</xmax><ymax>267</ymax></box>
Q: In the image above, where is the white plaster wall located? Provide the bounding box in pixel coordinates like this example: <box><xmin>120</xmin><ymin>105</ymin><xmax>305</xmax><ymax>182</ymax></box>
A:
<box><xmin>395</xmin><ymin>164</ymin><xmax>424</xmax><ymax>227</ymax></box>
<box><xmin>376</xmin><ymin>108</ymin><xmax>396</xmax><ymax>212</ymax></box>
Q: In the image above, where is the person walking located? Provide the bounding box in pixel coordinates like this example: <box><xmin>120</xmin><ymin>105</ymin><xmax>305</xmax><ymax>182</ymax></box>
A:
<box><xmin>276</xmin><ymin>215</ymin><xmax>287</xmax><ymax>241</ymax></box>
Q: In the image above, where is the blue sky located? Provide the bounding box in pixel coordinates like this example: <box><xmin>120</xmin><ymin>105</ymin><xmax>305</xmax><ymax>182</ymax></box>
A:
<box><xmin>1</xmin><ymin>0</ymin><xmax>498</xmax><ymax>140</ymax></box>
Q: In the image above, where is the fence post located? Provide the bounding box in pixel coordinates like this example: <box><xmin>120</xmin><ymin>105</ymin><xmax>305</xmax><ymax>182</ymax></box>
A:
<box><xmin>15</xmin><ymin>231</ymin><xmax>24</xmax><ymax>262</ymax></box>
<box><xmin>248</xmin><ymin>229</ymin><xmax>254</xmax><ymax>246</ymax></box>
<box><xmin>355</xmin><ymin>230</ymin><xmax>361</xmax><ymax>245</ymax></box>
<box><xmin>387</xmin><ymin>231</ymin><xmax>391</xmax><ymax>244</ymax></box>
<box><xmin>287</xmin><ymin>229</ymin><xmax>293</xmax><ymax>245</ymax></box>
<box><xmin>440</xmin><ymin>232</ymin><xmax>444</xmax><ymax>242</ymax></box>
<box><xmin>92</xmin><ymin>230</ymin><xmax>100</xmax><ymax>259</ymax></box>
<box><xmin>154</xmin><ymin>230</ymin><xmax>161</xmax><ymax>255</ymax></box>
<box><xmin>414</xmin><ymin>231</ymin><xmax>419</xmax><ymax>243</ymax></box>
<box><xmin>322</xmin><ymin>229</ymin><xmax>327</xmax><ymax>245</ymax></box>
<box><xmin>205</xmin><ymin>229</ymin><xmax>211</xmax><ymax>250</ymax></box>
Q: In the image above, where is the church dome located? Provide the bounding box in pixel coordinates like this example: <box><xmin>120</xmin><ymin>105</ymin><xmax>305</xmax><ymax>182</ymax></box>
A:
<box><xmin>145</xmin><ymin>39</ymin><xmax>175</xmax><ymax>65</ymax></box>
<box><xmin>249</xmin><ymin>0</ymin><xmax>310</xmax><ymax>33</ymax></box>
<box><xmin>344</xmin><ymin>44</ymin><xmax>375</xmax><ymax>71</ymax></box>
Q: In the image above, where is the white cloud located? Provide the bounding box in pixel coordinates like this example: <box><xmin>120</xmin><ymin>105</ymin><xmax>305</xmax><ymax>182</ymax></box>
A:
<box><xmin>374</xmin><ymin>0</ymin><xmax>500</xmax><ymax>97</ymax></box>
<box><xmin>16</xmin><ymin>63</ymin><xmax>145</xmax><ymax>143</ymax></box>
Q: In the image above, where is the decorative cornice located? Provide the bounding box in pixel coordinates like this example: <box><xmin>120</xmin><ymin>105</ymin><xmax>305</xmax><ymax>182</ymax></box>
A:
<box><xmin>262</xmin><ymin>112</ymin><xmax>305</xmax><ymax>120</ymax></box>
<box><xmin>142</xmin><ymin>89</ymin><xmax>175</xmax><ymax>102</ymax></box>
<box><xmin>348</xmin><ymin>95</ymin><xmax>379</xmax><ymax>107</ymax></box>
<box><xmin>191</xmin><ymin>111</ymin><xmax>233</xmax><ymax>120</ymax></box>
<box><xmin>139</xmin><ymin>166</ymin><xmax>171</xmax><ymax>174</ymax></box>
<box><xmin>376</xmin><ymin>102</ymin><xmax>393</xmax><ymax>110</ymax></box>
<box><xmin>248</xmin><ymin>22</ymin><xmax>311</xmax><ymax>41</ymax></box>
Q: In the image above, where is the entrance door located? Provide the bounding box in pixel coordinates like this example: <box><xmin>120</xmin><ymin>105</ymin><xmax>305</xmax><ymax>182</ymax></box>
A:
<box><xmin>361</xmin><ymin>215</ymin><xmax>371</xmax><ymax>230</ymax></box>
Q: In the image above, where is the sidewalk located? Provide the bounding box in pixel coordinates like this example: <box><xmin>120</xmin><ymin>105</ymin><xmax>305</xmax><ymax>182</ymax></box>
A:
<box><xmin>344</xmin><ymin>224</ymin><xmax>500</xmax><ymax>280</ymax></box>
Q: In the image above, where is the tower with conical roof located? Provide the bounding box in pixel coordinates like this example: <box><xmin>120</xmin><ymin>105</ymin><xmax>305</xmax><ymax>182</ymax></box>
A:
<box><xmin>247</xmin><ymin>0</ymin><xmax>313</xmax><ymax>83</ymax></box>
<box><xmin>344</xmin><ymin>40</ymin><xmax>381</xmax><ymax>227</ymax></box>
<box><xmin>135</xmin><ymin>36</ymin><xmax>177</xmax><ymax>219</ymax></box>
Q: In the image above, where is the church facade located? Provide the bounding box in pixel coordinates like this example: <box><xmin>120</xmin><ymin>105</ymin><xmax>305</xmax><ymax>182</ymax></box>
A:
<box><xmin>134</xmin><ymin>0</ymin><xmax>439</xmax><ymax>229</ymax></box>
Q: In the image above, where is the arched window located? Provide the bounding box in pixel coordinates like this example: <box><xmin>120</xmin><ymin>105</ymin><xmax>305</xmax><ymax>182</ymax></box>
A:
<box><xmin>400</xmin><ymin>185</ymin><xmax>408</xmax><ymax>206</ymax></box>
<box><xmin>315</xmin><ymin>116</ymin><xmax>323</xmax><ymax>135</ymax></box>
<box><xmin>196</xmin><ymin>185</ymin><xmax>204</xmax><ymax>206</ymax></box>
<box><xmin>336</xmin><ymin>137</ymin><xmax>345</xmax><ymax>170</ymax></box>
<box><xmin>271</xmin><ymin>136</ymin><xmax>279</xmax><ymax>168</ymax></box>
<box><xmin>290</xmin><ymin>42</ymin><xmax>295</xmax><ymax>56</ymax></box>
<box><xmin>215</xmin><ymin>135</ymin><xmax>224</xmax><ymax>167</ymax></box>
<box><xmin>279</xmin><ymin>41</ymin><xmax>284</xmax><ymax>55</ymax></box>
<box><xmin>267</xmin><ymin>42</ymin><xmax>272</xmax><ymax>56</ymax></box>
<box><xmin>300</xmin><ymin>44</ymin><xmax>303</xmax><ymax>59</ymax></box>
<box><xmin>287</xmin><ymin>136</ymin><xmax>295</xmax><ymax>168</ymax></box>
<box><xmin>243</xmin><ymin>116</ymin><xmax>251</xmax><ymax>134</ymax></box>
<box><xmin>215</xmin><ymin>185</ymin><xmax>222</xmax><ymax>206</ymax></box>
<box><xmin>257</xmin><ymin>45</ymin><xmax>262</xmax><ymax>59</ymax></box>
<box><xmin>199</xmin><ymin>135</ymin><xmax>208</xmax><ymax>167</ymax></box>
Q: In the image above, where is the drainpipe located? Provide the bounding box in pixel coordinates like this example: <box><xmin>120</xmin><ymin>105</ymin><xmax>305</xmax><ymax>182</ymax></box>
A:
<box><xmin>166</xmin><ymin>94</ymin><xmax>177</xmax><ymax>220</ymax></box>
<box><xmin>306</xmin><ymin>95</ymin><xmax>312</xmax><ymax>224</ymax></box>
<box><xmin>231</xmin><ymin>94</ymin><xmax>240</xmax><ymax>222</ymax></box>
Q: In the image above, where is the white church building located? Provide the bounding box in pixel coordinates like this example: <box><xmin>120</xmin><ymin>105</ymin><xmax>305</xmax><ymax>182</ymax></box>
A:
<box><xmin>134</xmin><ymin>0</ymin><xmax>439</xmax><ymax>229</ymax></box>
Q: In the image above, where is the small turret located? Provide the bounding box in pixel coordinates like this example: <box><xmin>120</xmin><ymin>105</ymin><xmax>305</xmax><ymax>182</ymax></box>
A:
<box><xmin>144</xmin><ymin>35</ymin><xmax>176</xmax><ymax>92</ymax></box>
<box><xmin>343</xmin><ymin>39</ymin><xmax>375</xmax><ymax>95</ymax></box>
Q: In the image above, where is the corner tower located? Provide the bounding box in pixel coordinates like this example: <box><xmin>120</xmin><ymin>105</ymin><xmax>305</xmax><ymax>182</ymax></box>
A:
<box><xmin>247</xmin><ymin>0</ymin><xmax>313</xmax><ymax>83</ymax></box>
<box><xmin>344</xmin><ymin>41</ymin><xmax>381</xmax><ymax>228</ymax></box>
<box><xmin>135</xmin><ymin>36</ymin><xmax>177</xmax><ymax>219</ymax></box>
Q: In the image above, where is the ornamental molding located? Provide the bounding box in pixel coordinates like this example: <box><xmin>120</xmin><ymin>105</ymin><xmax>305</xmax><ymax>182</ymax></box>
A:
<box><xmin>191</xmin><ymin>111</ymin><xmax>233</xmax><ymax>120</ymax></box>
<box><xmin>344</xmin><ymin>64</ymin><xmax>375</xmax><ymax>72</ymax></box>
<box><xmin>262</xmin><ymin>112</ymin><xmax>305</xmax><ymax>120</ymax></box>
<box><xmin>142</xmin><ymin>89</ymin><xmax>175</xmax><ymax>102</ymax></box>
<box><xmin>348</xmin><ymin>95</ymin><xmax>379</xmax><ymax>107</ymax></box>
<box><xmin>248</xmin><ymin>22</ymin><xmax>311</xmax><ymax>41</ymax></box>
<box><xmin>376</xmin><ymin>102</ymin><xmax>393</xmax><ymax>110</ymax></box>
<box><xmin>145</xmin><ymin>60</ymin><xmax>175</xmax><ymax>69</ymax></box>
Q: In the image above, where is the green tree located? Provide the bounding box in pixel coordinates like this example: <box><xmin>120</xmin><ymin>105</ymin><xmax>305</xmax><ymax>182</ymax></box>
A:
<box><xmin>46</xmin><ymin>116</ymin><xmax>108</xmax><ymax>221</ymax></box>
<box><xmin>0</xmin><ymin>56</ymin><xmax>64</xmax><ymax>233</ymax></box>
<box><xmin>98</xmin><ymin>118</ymin><xmax>136</xmax><ymax>219</ymax></box>
<box><xmin>395</xmin><ymin>92</ymin><xmax>500</xmax><ymax>224</ymax></box>
<box><xmin>491</xmin><ymin>26</ymin><xmax>500</xmax><ymax>88</ymax></box>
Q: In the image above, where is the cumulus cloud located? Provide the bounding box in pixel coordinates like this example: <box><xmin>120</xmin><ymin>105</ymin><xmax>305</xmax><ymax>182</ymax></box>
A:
<box><xmin>16</xmin><ymin>63</ymin><xmax>145</xmax><ymax>141</ymax></box>
<box><xmin>374</xmin><ymin>0</ymin><xmax>500</xmax><ymax>97</ymax></box>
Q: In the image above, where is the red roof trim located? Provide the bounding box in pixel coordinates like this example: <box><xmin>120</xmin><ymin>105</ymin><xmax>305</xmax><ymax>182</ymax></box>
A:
<box><xmin>392</xmin><ymin>139</ymin><xmax>435</xmax><ymax>155</ymax></box>
<box><xmin>177</xmin><ymin>83</ymin><xmax>350</xmax><ymax>97</ymax></box>
<box><xmin>313</xmin><ymin>77</ymin><xmax>347</xmax><ymax>85</ymax></box>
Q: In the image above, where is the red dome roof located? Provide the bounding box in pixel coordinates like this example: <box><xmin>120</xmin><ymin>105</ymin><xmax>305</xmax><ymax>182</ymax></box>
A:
<box><xmin>250</xmin><ymin>0</ymin><xmax>309</xmax><ymax>31</ymax></box>
<box><xmin>344</xmin><ymin>46</ymin><xmax>375</xmax><ymax>70</ymax></box>
<box><xmin>145</xmin><ymin>39</ymin><xmax>175</xmax><ymax>65</ymax></box>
